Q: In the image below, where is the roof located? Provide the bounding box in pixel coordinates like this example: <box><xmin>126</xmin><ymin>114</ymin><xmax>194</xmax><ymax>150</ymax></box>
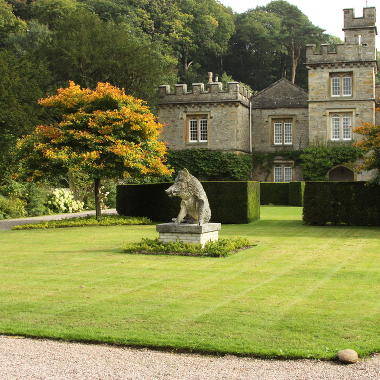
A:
<box><xmin>251</xmin><ymin>78</ymin><xmax>308</xmax><ymax>109</ymax></box>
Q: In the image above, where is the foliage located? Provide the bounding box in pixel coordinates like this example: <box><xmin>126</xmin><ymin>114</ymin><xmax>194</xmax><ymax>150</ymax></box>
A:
<box><xmin>260</xmin><ymin>1</ymin><xmax>324</xmax><ymax>84</ymax></box>
<box><xmin>252</xmin><ymin>151</ymin><xmax>302</xmax><ymax>181</ymax></box>
<box><xmin>303</xmin><ymin>182</ymin><xmax>380</xmax><ymax>226</ymax></box>
<box><xmin>261</xmin><ymin>182</ymin><xmax>290</xmax><ymax>205</ymax></box>
<box><xmin>0</xmin><ymin>195</ymin><xmax>26</xmax><ymax>219</ymax></box>
<box><xmin>354</xmin><ymin>120</ymin><xmax>380</xmax><ymax>184</ymax></box>
<box><xmin>46</xmin><ymin>188</ymin><xmax>84</xmax><ymax>213</ymax></box>
<box><xmin>12</xmin><ymin>215</ymin><xmax>152</xmax><ymax>230</ymax></box>
<box><xmin>117</xmin><ymin>181</ymin><xmax>260</xmax><ymax>224</ymax></box>
<box><xmin>0</xmin><ymin>0</ymin><xmax>26</xmax><ymax>44</ymax></box>
<box><xmin>123</xmin><ymin>237</ymin><xmax>252</xmax><ymax>258</ymax></box>
<box><xmin>168</xmin><ymin>149</ymin><xmax>252</xmax><ymax>180</ymax></box>
<box><xmin>260</xmin><ymin>182</ymin><xmax>304</xmax><ymax>206</ymax></box>
<box><xmin>288</xmin><ymin>181</ymin><xmax>305</xmax><ymax>207</ymax></box>
<box><xmin>300</xmin><ymin>144</ymin><xmax>364</xmax><ymax>181</ymax></box>
<box><xmin>0</xmin><ymin>207</ymin><xmax>379</xmax><ymax>359</ymax></box>
<box><xmin>40</xmin><ymin>9</ymin><xmax>177</xmax><ymax>103</ymax></box>
<box><xmin>0</xmin><ymin>50</ymin><xmax>51</xmax><ymax>181</ymax></box>
<box><xmin>0</xmin><ymin>180</ymin><xmax>50</xmax><ymax>217</ymax></box>
<box><xmin>225</xmin><ymin>1</ymin><xmax>328</xmax><ymax>89</ymax></box>
<box><xmin>17</xmin><ymin>81</ymin><xmax>172</xmax><ymax>218</ymax></box>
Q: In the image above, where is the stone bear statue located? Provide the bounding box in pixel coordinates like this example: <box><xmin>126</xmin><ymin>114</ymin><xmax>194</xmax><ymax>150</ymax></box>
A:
<box><xmin>165</xmin><ymin>169</ymin><xmax>211</xmax><ymax>225</ymax></box>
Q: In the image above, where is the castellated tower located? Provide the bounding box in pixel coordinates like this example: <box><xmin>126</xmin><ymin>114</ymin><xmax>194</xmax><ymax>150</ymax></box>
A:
<box><xmin>157</xmin><ymin>82</ymin><xmax>252</xmax><ymax>153</ymax></box>
<box><xmin>306</xmin><ymin>7</ymin><xmax>377</xmax><ymax>145</ymax></box>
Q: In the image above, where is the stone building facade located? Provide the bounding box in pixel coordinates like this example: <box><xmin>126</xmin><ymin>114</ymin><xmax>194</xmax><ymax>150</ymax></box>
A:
<box><xmin>158</xmin><ymin>7</ymin><xmax>379</xmax><ymax>182</ymax></box>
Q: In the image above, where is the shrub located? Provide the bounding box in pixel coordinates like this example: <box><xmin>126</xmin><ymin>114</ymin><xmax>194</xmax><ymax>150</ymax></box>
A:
<box><xmin>167</xmin><ymin>150</ymin><xmax>253</xmax><ymax>180</ymax></box>
<box><xmin>260</xmin><ymin>183</ymin><xmax>289</xmax><ymax>205</ymax></box>
<box><xmin>303</xmin><ymin>181</ymin><xmax>380</xmax><ymax>226</ymax></box>
<box><xmin>300</xmin><ymin>145</ymin><xmax>363</xmax><ymax>181</ymax></box>
<box><xmin>123</xmin><ymin>237</ymin><xmax>253</xmax><ymax>257</ymax></box>
<box><xmin>260</xmin><ymin>182</ymin><xmax>304</xmax><ymax>206</ymax></box>
<box><xmin>0</xmin><ymin>180</ymin><xmax>50</xmax><ymax>217</ymax></box>
<box><xmin>12</xmin><ymin>215</ymin><xmax>152</xmax><ymax>230</ymax></box>
<box><xmin>0</xmin><ymin>196</ymin><xmax>27</xmax><ymax>219</ymax></box>
<box><xmin>288</xmin><ymin>181</ymin><xmax>305</xmax><ymax>206</ymax></box>
<box><xmin>117</xmin><ymin>181</ymin><xmax>260</xmax><ymax>224</ymax></box>
<box><xmin>46</xmin><ymin>188</ymin><xmax>84</xmax><ymax>213</ymax></box>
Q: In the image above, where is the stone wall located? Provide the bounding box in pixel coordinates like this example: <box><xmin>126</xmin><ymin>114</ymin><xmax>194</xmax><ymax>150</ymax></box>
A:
<box><xmin>251</xmin><ymin>107</ymin><xmax>309</xmax><ymax>152</ymax></box>
<box><xmin>308</xmin><ymin>64</ymin><xmax>376</xmax><ymax>143</ymax></box>
<box><xmin>158</xmin><ymin>82</ymin><xmax>251</xmax><ymax>153</ymax></box>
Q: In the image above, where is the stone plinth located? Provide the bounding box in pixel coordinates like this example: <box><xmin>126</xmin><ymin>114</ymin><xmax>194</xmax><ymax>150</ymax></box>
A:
<box><xmin>156</xmin><ymin>223</ymin><xmax>221</xmax><ymax>247</ymax></box>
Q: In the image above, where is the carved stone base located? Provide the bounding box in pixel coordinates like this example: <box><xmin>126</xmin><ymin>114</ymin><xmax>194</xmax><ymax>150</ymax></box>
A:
<box><xmin>156</xmin><ymin>223</ymin><xmax>221</xmax><ymax>247</ymax></box>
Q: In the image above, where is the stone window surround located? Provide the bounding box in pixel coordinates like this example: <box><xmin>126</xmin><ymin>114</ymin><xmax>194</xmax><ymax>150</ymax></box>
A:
<box><xmin>324</xmin><ymin>108</ymin><xmax>357</xmax><ymax>142</ymax></box>
<box><xmin>272</xmin><ymin>160</ymin><xmax>294</xmax><ymax>182</ymax></box>
<box><xmin>268</xmin><ymin>115</ymin><xmax>296</xmax><ymax>147</ymax></box>
<box><xmin>329</xmin><ymin>71</ymin><xmax>353</xmax><ymax>98</ymax></box>
<box><xmin>183</xmin><ymin>111</ymin><xmax>212</xmax><ymax>147</ymax></box>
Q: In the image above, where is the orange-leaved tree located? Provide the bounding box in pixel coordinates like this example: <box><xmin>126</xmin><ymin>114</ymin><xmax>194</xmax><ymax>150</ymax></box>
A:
<box><xmin>17</xmin><ymin>81</ymin><xmax>172</xmax><ymax>218</ymax></box>
<box><xmin>354</xmin><ymin>103</ymin><xmax>380</xmax><ymax>184</ymax></box>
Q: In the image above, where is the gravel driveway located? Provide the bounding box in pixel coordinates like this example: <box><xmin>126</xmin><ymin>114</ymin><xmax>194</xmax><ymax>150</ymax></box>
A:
<box><xmin>0</xmin><ymin>336</ymin><xmax>378</xmax><ymax>380</ymax></box>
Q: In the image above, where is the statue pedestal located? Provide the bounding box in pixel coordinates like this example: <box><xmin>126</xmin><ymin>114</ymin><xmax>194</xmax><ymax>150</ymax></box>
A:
<box><xmin>156</xmin><ymin>223</ymin><xmax>221</xmax><ymax>247</ymax></box>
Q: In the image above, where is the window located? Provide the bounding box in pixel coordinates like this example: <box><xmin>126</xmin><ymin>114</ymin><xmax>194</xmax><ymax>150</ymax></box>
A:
<box><xmin>273</xmin><ymin>119</ymin><xmax>292</xmax><ymax>145</ymax></box>
<box><xmin>330</xmin><ymin>113</ymin><xmax>352</xmax><ymax>141</ymax></box>
<box><xmin>274</xmin><ymin>165</ymin><xmax>293</xmax><ymax>182</ymax></box>
<box><xmin>187</xmin><ymin>116</ymin><xmax>208</xmax><ymax>143</ymax></box>
<box><xmin>330</xmin><ymin>73</ymin><xmax>352</xmax><ymax>97</ymax></box>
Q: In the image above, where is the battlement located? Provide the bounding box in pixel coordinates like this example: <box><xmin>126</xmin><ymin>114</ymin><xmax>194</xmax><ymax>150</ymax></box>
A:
<box><xmin>306</xmin><ymin>40</ymin><xmax>376</xmax><ymax>65</ymax></box>
<box><xmin>344</xmin><ymin>7</ymin><xmax>376</xmax><ymax>29</ymax></box>
<box><xmin>158</xmin><ymin>82</ymin><xmax>252</xmax><ymax>107</ymax></box>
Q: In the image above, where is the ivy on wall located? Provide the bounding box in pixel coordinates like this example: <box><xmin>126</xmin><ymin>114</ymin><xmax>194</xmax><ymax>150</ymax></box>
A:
<box><xmin>167</xmin><ymin>149</ymin><xmax>253</xmax><ymax>180</ymax></box>
<box><xmin>300</xmin><ymin>144</ymin><xmax>364</xmax><ymax>180</ymax></box>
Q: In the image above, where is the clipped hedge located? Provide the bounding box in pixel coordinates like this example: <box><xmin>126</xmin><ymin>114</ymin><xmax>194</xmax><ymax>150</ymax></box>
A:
<box><xmin>303</xmin><ymin>181</ymin><xmax>380</xmax><ymax>226</ymax></box>
<box><xmin>260</xmin><ymin>182</ymin><xmax>305</xmax><ymax>206</ymax></box>
<box><xmin>289</xmin><ymin>181</ymin><xmax>305</xmax><ymax>206</ymax></box>
<box><xmin>117</xmin><ymin>181</ymin><xmax>260</xmax><ymax>224</ymax></box>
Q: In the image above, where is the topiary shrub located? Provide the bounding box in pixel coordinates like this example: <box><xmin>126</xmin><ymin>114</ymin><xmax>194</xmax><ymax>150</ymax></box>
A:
<box><xmin>288</xmin><ymin>181</ymin><xmax>305</xmax><ymax>206</ymax></box>
<box><xmin>303</xmin><ymin>181</ymin><xmax>380</xmax><ymax>226</ymax></box>
<box><xmin>117</xmin><ymin>181</ymin><xmax>260</xmax><ymax>224</ymax></box>
<box><xmin>260</xmin><ymin>182</ymin><xmax>305</xmax><ymax>206</ymax></box>
<box><xmin>260</xmin><ymin>182</ymin><xmax>289</xmax><ymax>205</ymax></box>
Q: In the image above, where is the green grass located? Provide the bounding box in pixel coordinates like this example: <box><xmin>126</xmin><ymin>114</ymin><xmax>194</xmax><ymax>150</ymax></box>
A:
<box><xmin>0</xmin><ymin>206</ymin><xmax>379</xmax><ymax>359</ymax></box>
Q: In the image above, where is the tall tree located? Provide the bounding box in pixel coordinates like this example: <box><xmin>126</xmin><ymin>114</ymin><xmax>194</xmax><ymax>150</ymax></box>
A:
<box><xmin>40</xmin><ymin>9</ymin><xmax>177</xmax><ymax>103</ymax></box>
<box><xmin>17</xmin><ymin>82</ymin><xmax>172</xmax><ymax>218</ymax></box>
<box><xmin>261</xmin><ymin>1</ymin><xmax>324</xmax><ymax>84</ymax></box>
<box><xmin>224</xmin><ymin>9</ymin><xmax>283</xmax><ymax>90</ymax></box>
<box><xmin>0</xmin><ymin>0</ymin><xmax>26</xmax><ymax>45</ymax></box>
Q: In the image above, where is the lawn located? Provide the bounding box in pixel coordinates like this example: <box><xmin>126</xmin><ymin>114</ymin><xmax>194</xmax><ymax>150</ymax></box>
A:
<box><xmin>0</xmin><ymin>206</ymin><xmax>379</xmax><ymax>359</ymax></box>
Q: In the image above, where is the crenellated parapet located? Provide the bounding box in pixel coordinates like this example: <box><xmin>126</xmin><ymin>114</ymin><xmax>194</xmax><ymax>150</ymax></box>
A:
<box><xmin>158</xmin><ymin>82</ymin><xmax>252</xmax><ymax>107</ymax></box>
<box><xmin>343</xmin><ymin>7</ymin><xmax>376</xmax><ymax>29</ymax></box>
<box><xmin>306</xmin><ymin>42</ymin><xmax>377</xmax><ymax>66</ymax></box>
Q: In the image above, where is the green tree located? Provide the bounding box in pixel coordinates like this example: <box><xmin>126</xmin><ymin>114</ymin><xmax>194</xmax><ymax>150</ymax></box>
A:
<box><xmin>261</xmin><ymin>1</ymin><xmax>324</xmax><ymax>84</ymax></box>
<box><xmin>0</xmin><ymin>50</ymin><xmax>51</xmax><ymax>182</ymax></box>
<box><xmin>225</xmin><ymin>9</ymin><xmax>283</xmax><ymax>90</ymax></box>
<box><xmin>40</xmin><ymin>9</ymin><xmax>177</xmax><ymax>103</ymax></box>
<box><xmin>0</xmin><ymin>0</ymin><xmax>26</xmax><ymax>45</ymax></box>
<box><xmin>17</xmin><ymin>82</ymin><xmax>172</xmax><ymax>218</ymax></box>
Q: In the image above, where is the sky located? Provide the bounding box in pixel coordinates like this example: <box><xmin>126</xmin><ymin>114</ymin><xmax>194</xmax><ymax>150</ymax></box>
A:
<box><xmin>219</xmin><ymin>0</ymin><xmax>379</xmax><ymax>47</ymax></box>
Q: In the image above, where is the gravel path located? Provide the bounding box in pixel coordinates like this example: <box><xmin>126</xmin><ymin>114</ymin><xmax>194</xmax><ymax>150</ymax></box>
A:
<box><xmin>0</xmin><ymin>209</ymin><xmax>117</xmax><ymax>230</ymax></box>
<box><xmin>0</xmin><ymin>336</ymin><xmax>378</xmax><ymax>380</ymax></box>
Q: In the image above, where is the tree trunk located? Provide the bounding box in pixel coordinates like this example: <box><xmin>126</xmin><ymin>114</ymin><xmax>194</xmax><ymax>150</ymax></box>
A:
<box><xmin>94</xmin><ymin>178</ymin><xmax>101</xmax><ymax>220</ymax></box>
<box><xmin>290</xmin><ymin>43</ymin><xmax>301</xmax><ymax>84</ymax></box>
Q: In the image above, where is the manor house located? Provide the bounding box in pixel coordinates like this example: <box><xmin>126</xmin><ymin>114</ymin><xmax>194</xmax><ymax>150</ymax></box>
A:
<box><xmin>157</xmin><ymin>7</ymin><xmax>379</xmax><ymax>182</ymax></box>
